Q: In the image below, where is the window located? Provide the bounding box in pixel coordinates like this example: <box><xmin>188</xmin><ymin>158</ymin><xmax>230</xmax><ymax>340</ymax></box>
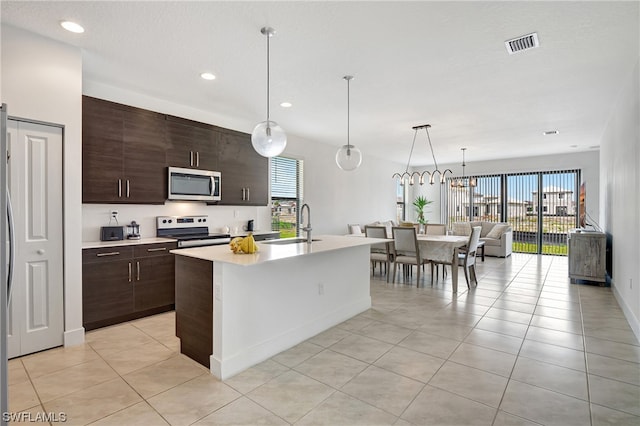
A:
<box><xmin>270</xmin><ymin>157</ymin><xmax>303</xmax><ymax>238</ymax></box>
<box><xmin>396</xmin><ymin>180</ymin><xmax>407</xmax><ymax>223</ymax></box>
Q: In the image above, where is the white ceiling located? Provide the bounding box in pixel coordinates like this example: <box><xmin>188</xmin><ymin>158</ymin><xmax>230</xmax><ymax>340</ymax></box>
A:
<box><xmin>1</xmin><ymin>1</ymin><xmax>638</xmax><ymax>166</ymax></box>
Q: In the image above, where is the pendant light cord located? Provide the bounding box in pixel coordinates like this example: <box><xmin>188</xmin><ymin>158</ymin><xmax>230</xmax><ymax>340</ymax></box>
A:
<box><xmin>425</xmin><ymin>126</ymin><xmax>439</xmax><ymax>171</ymax></box>
<box><xmin>404</xmin><ymin>128</ymin><xmax>419</xmax><ymax>174</ymax></box>
<box><xmin>266</xmin><ymin>30</ymin><xmax>270</xmax><ymax>124</ymax></box>
<box><xmin>347</xmin><ymin>77</ymin><xmax>351</xmax><ymax>153</ymax></box>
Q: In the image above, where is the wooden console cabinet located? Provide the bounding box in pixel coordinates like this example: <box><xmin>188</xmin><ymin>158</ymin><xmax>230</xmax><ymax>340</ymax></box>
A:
<box><xmin>82</xmin><ymin>241</ymin><xmax>177</xmax><ymax>330</ymax></box>
<box><xmin>568</xmin><ymin>230</ymin><xmax>606</xmax><ymax>284</ymax></box>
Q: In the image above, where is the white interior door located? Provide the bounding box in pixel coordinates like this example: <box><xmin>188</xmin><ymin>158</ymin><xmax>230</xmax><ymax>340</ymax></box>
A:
<box><xmin>7</xmin><ymin>120</ymin><xmax>63</xmax><ymax>358</ymax></box>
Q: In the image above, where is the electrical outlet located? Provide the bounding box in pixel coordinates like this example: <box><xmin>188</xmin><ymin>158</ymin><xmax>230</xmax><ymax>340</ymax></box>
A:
<box><xmin>318</xmin><ymin>283</ymin><xmax>324</xmax><ymax>296</ymax></box>
<box><xmin>234</xmin><ymin>210</ymin><xmax>240</xmax><ymax>218</ymax></box>
<box><xmin>110</xmin><ymin>210</ymin><xmax>118</xmax><ymax>220</ymax></box>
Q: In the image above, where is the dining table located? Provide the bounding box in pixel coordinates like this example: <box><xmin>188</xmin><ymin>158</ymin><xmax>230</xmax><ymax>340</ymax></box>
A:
<box><xmin>346</xmin><ymin>232</ymin><xmax>469</xmax><ymax>292</ymax></box>
<box><xmin>416</xmin><ymin>234</ymin><xmax>469</xmax><ymax>293</ymax></box>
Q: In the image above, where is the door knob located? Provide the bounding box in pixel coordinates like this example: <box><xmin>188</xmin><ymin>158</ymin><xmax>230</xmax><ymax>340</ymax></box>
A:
<box><xmin>37</xmin><ymin>249</ymin><xmax>45</xmax><ymax>255</ymax></box>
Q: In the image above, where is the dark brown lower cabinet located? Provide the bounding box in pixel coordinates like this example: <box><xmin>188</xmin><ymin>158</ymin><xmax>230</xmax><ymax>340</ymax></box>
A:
<box><xmin>82</xmin><ymin>242</ymin><xmax>177</xmax><ymax>330</ymax></box>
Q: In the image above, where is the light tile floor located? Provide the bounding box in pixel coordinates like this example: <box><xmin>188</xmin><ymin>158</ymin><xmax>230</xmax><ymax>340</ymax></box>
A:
<box><xmin>7</xmin><ymin>254</ymin><xmax>640</xmax><ymax>425</ymax></box>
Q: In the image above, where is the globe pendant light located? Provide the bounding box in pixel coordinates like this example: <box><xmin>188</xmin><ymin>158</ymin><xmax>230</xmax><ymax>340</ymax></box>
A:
<box><xmin>251</xmin><ymin>27</ymin><xmax>287</xmax><ymax>158</ymax></box>
<box><xmin>336</xmin><ymin>75</ymin><xmax>362</xmax><ymax>171</ymax></box>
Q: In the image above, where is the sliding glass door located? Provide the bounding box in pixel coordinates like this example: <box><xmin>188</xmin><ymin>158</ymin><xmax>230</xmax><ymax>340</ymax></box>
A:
<box><xmin>447</xmin><ymin>169</ymin><xmax>579</xmax><ymax>255</ymax></box>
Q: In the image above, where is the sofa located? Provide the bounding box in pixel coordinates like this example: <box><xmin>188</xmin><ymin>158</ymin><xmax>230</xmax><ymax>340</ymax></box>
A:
<box><xmin>451</xmin><ymin>221</ymin><xmax>513</xmax><ymax>258</ymax></box>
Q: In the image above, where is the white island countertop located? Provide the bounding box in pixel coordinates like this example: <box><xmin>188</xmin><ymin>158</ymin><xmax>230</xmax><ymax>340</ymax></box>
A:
<box><xmin>171</xmin><ymin>234</ymin><xmax>387</xmax><ymax>266</ymax></box>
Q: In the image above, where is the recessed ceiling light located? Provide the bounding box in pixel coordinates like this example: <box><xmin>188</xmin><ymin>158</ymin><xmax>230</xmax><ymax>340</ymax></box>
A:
<box><xmin>200</xmin><ymin>72</ymin><xmax>216</xmax><ymax>80</ymax></box>
<box><xmin>543</xmin><ymin>130</ymin><xmax>559</xmax><ymax>135</ymax></box>
<box><xmin>280</xmin><ymin>102</ymin><xmax>292</xmax><ymax>108</ymax></box>
<box><xmin>589</xmin><ymin>145</ymin><xmax>600</xmax><ymax>149</ymax></box>
<box><xmin>60</xmin><ymin>21</ymin><xmax>85</xmax><ymax>33</ymax></box>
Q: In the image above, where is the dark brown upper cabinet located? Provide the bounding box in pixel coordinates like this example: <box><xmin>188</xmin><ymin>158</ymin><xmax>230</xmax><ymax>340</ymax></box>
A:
<box><xmin>82</xmin><ymin>96</ymin><xmax>167</xmax><ymax>204</ymax></box>
<box><xmin>217</xmin><ymin>129</ymin><xmax>268</xmax><ymax>206</ymax></box>
<box><xmin>166</xmin><ymin>115</ymin><xmax>218</xmax><ymax>170</ymax></box>
<box><xmin>82</xmin><ymin>96</ymin><xmax>269</xmax><ymax>206</ymax></box>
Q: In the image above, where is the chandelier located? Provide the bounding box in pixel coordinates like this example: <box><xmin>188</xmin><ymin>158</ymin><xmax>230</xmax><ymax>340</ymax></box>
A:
<box><xmin>392</xmin><ymin>124</ymin><xmax>452</xmax><ymax>185</ymax></box>
<box><xmin>451</xmin><ymin>147</ymin><xmax>477</xmax><ymax>188</ymax></box>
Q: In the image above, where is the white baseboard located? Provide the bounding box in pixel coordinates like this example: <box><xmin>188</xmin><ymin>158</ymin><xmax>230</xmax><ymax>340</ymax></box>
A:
<box><xmin>612</xmin><ymin>284</ymin><xmax>640</xmax><ymax>342</ymax></box>
<box><xmin>63</xmin><ymin>327</ymin><xmax>85</xmax><ymax>347</ymax></box>
<box><xmin>211</xmin><ymin>296</ymin><xmax>371</xmax><ymax>380</ymax></box>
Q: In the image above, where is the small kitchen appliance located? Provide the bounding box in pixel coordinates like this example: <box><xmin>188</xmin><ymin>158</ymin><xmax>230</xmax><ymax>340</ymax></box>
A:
<box><xmin>127</xmin><ymin>221</ymin><xmax>141</xmax><ymax>240</ymax></box>
<box><xmin>246</xmin><ymin>220</ymin><xmax>254</xmax><ymax>232</ymax></box>
<box><xmin>100</xmin><ymin>226</ymin><xmax>125</xmax><ymax>241</ymax></box>
<box><xmin>156</xmin><ymin>215</ymin><xmax>230</xmax><ymax>248</ymax></box>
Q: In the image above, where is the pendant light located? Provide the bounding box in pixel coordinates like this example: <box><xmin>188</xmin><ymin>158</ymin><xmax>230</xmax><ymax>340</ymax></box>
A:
<box><xmin>392</xmin><ymin>124</ymin><xmax>451</xmax><ymax>185</ymax></box>
<box><xmin>451</xmin><ymin>148</ymin><xmax>477</xmax><ymax>188</ymax></box>
<box><xmin>335</xmin><ymin>75</ymin><xmax>362</xmax><ymax>171</ymax></box>
<box><xmin>251</xmin><ymin>27</ymin><xmax>287</xmax><ymax>158</ymax></box>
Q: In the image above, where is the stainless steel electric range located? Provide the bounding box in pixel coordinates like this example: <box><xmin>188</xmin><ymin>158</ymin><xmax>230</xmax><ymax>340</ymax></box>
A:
<box><xmin>156</xmin><ymin>215</ymin><xmax>230</xmax><ymax>248</ymax></box>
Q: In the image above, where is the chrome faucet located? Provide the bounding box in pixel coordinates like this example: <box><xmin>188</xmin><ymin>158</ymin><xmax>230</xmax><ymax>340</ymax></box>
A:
<box><xmin>300</xmin><ymin>203</ymin><xmax>312</xmax><ymax>243</ymax></box>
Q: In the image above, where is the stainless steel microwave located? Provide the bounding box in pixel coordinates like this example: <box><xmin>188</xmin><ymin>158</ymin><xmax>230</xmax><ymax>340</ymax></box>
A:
<box><xmin>168</xmin><ymin>167</ymin><xmax>221</xmax><ymax>201</ymax></box>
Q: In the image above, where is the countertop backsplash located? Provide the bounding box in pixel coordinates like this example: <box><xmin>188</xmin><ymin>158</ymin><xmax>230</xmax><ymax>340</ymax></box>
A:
<box><xmin>82</xmin><ymin>202</ymin><xmax>271</xmax><ymax>242</ymax></box>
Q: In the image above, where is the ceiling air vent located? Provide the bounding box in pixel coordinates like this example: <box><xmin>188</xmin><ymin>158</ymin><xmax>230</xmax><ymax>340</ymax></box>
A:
<box><xmin>505</xmin><ymin>32</ymin><xmax>539</xmax><ymax>55</ymax></box>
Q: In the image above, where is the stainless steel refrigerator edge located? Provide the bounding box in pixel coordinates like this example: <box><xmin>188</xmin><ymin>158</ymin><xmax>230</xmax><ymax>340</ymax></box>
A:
<box><xmin>1</xmin><ymin>103</ymin><xmax>10</xmax><ymax>424</ymax></box>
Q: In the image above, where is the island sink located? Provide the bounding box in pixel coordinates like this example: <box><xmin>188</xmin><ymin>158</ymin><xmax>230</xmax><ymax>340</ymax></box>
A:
<box><xmin>262</xmin><ymin>238</ymin><xmax>322</xmax><ymax>245</ymax></box>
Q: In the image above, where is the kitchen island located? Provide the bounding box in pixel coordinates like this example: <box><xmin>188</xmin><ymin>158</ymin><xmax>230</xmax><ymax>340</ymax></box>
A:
<box><xmin>171</xmin><ymin>234</ymin><xmax>385</xmax><ymax>380</ymax></box>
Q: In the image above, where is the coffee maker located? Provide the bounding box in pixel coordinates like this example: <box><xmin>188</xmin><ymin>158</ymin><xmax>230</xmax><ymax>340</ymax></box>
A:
<box><xmin>127</xmin><ymin>220</ymin><xmax>141</xmax><ymax>240</ymax></box>
<box><xmin>246</xmin><ymin>220</ymin><xmax>254</xmax><ymax>232</ymax></box>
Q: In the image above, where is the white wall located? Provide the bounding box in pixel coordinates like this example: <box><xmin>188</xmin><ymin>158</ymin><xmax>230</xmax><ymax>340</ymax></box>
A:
<box><xmin>599</xmin><ymin>60</ymin><xmax>640</xmax><ymax>339</ymax></box>
<box><xmin>283</xmin><ymin>135</ymin><xmax>401</xmax><ymax>235</ymax></box>
<box><xmin>408</xmin><ymin>151</ymin><xmax>600</xmax><ymax>225</ymax></box>
<box><xmin>1</xmin><ymin>25</ymin><xmax>84</xmax><ymax>346</ymax></box>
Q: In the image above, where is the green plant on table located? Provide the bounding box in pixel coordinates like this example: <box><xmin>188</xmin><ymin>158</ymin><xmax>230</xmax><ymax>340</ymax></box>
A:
<box><xmin>412</xmin><ymin>196</ymin><xmax>433</xmax><ymax>225</ymax></box>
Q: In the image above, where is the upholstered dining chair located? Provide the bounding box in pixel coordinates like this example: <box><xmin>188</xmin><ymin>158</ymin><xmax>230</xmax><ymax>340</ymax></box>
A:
<box><xmin>365</xmin><ymin>225</ymin><xmax>391</xmax><ymax>282</ymax></box>
<box><xmin>458</xmin><ymin>226</ymin><xmax>481</xmax><ymax>288</ymax></box>
<box><xmin>425</xmin><ymin>223</ymin><xmax>446</xmax><ymax>235</ymax></box>
<box><xmin>425</xmin><ymin>223</ymin><xmax>447</xmax><ymax>277</ymax></box>
<box><xmin>391</xmin><ymin>226</ymin><xmax>430</xmax><ymax>286</ymax></box>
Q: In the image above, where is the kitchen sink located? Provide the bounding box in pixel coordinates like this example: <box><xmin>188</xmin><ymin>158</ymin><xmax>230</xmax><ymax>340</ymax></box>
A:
<box><xmin>262</xmin><ymin>238</ymin><xmax>322</xmax><ymax>245</ymax></box>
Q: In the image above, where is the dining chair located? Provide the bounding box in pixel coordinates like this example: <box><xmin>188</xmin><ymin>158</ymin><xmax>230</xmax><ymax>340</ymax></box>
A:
<box><xmin>425</xmin><ymin>224</ymin><xmax>446</xmax><ymax>235</ymax></box>
<box><xmin>458</xmin><ymin>226</ymin><xmax>481</xmax><ymax>288</ymax></box>
<box><xmin>425</xmin><ymin>223</ymin><xmax>447</xmax><ymax>277</ymax></box>
<box><xmin>391</xmin><ymin>226</ymin><xmax>429</xmax><ymax>286</ymax></box>
<box><xmin>365</xmin><ymin>225</ymin><xmax>391</xmax><ymax>282</ymax></box>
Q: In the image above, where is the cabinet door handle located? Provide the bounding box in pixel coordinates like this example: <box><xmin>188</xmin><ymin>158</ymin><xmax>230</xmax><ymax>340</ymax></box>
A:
<box><xmin>118</xmin><ymin>179</ymin><xmax>122</xmax><ymax>198</ymax></box>
<box><xmin>246</xmin><ymin>187</ymin><xmax>250</xmax><ymax>201</ymax></box>
<box><xmin>126</xmin><ymin>180</ymin><xmax>130</xmax><ymax>198</ymax></box>
<box><xmin>190</xmin><ymin>151</ymin><xmax>194</xmax><ymax>167</ymax></box>
<box><xmin>128</xmin><ymin>262</ymin><xmax>132</xmax><ymax>282</ymax></box>
<box><xmin>97</xmin><ymin>251</ymin><xmax>120</xmax><ymax>257</ymax></box>
<box><xmin>147</xmin><ymin>247</ymin><xmax>167</xmax><ymax>252</ymax></box>
<box><xmin>196</xmin><ymin>151</ymin><xmax>200</xmax><ymax>167</ymax></box>
<box><xmin>241</xmin><ymin>188</ymin><xmax>246</xmax><ymax>200</ymax></box>
<box><xmin>136</xmin><ymin>261</ymin><xmax>140</xmax><ymax>281</ymax></box>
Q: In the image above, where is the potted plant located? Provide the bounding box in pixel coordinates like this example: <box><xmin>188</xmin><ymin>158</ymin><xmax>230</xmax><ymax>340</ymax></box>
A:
<box><xmin>413</xmin><ymin>196</ymin><xmax>433</xmax><ymax>233</ymax></box>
